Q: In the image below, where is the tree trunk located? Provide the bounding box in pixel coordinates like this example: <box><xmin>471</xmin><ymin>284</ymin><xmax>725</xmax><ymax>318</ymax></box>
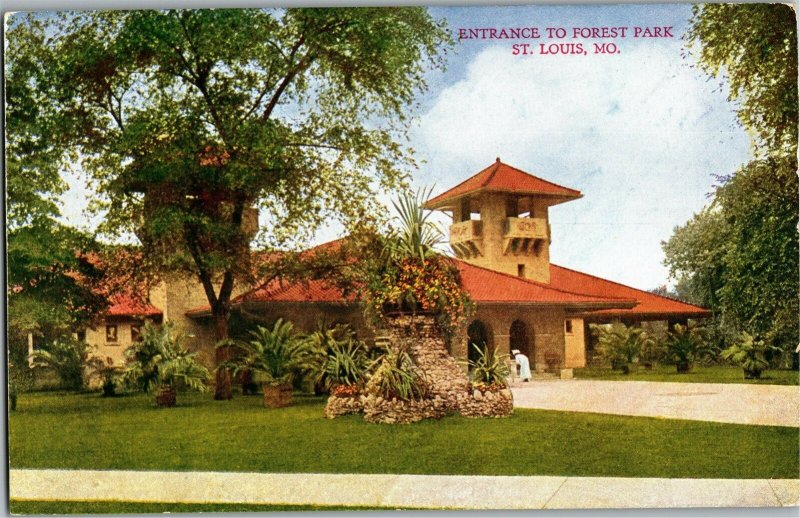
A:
<box><xmin>214</xmin><ymin>310</ymin><xmax>233</xmax><ymax>400</ymax></box>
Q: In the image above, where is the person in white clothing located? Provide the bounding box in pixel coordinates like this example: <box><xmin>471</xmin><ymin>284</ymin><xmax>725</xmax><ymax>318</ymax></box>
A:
<box><xmin>512</xmin><ymin>349</ymin><xmax>532</xmax><ymax>382</ymax></box>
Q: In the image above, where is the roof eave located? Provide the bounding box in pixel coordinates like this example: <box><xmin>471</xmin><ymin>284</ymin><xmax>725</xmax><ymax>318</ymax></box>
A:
<box><xmin>425</xmin><ymin>189</ymin><xmax>582</xmax><ymax>211</ymax></box>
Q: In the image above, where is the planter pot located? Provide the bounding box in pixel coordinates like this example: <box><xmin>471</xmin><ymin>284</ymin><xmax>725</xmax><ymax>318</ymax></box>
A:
<box><xmin>102</xmin><ymin>380</ymin><xmax>116</xmax><ymax>398</ymax></box>
<box><xmin>744</xmin><ymin>368</ymin><xmax>762</xmax><ymax>379</ymax></box>
<box><xmin>263</xmin><ymin>383</ymin><xmax>293</xmax><ymax>408</ymax></box>
<box><xmin>642</xmin><ymin>362</ymin><xmax>654</xmax><ymax>371</ymax></box>
<box><xmin>155</xmin><ymin>387</ymin><xmax>176</xmax><ymax>407</ymax></box>
<box><xmin>676</xmin><ymin>362</ymin><xmax>692</xmax><ymax>374</ymax></box>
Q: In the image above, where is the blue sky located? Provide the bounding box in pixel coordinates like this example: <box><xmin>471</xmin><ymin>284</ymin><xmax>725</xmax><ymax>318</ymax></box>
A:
<box><xmin>56</xmin><ymin>4</ymin><xmax>752</xmax><ymax>291</ymax></box>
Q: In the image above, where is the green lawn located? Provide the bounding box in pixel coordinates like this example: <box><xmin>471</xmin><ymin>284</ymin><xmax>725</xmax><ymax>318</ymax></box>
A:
<box><xmin>8</xmin><ymin>392</ymin><xmax>798</xmax><ymax>479</ymax></box>
<box><xmin>574</xmin><ymin>364</ymin><xmax>799</xmax><ymax>385</ymax></box>
<box><xmin>9</xmin><ymin>500</ymin><xmax>389</xmax><ymax>514</ymax></box>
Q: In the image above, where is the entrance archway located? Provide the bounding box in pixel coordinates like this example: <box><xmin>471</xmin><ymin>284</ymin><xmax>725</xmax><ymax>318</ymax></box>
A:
<box><xmin>467</xmin><ymin>320</ymin><xmax>492</xmax><ymax>365</ymax></box>
<box><xmin>510</xmin><ymin>320</ymin><xmax>533</xmax><ymax>369</ymax></box>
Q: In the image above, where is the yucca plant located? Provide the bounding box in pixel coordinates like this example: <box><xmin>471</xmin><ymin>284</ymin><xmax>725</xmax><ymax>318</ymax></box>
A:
<box><xmin>123</xmin><ymin>322</ymin><xmax>210</xmax><ymax>407</ymax></box>
<box><xmin>467</xmin><ymin>344</ymin><xmax>510</xmax><ymax>389</ymax></box>
<box><xmin>369</xmin><ymin>347</ymin><xmax>428</xmax><ymax>401</ymax></box>
<box><xmin>318</xmin><ymin>339</ymin><xmax>370</xmax><ymax>394</ymax></box>
<box><xmin>721</xmin><ymin>333</ymin><xmax>780</xmax><ymax>379</ymax></box>
<box><xmin>218</xmin><ymin>318</ymin><xmax>310</xmax><ymax>407</ymax></box>
<box><xmin>385</xmin><ymin>187</ymin><xmax>444</xmax><ymax>262</ymax></box>
<box><xmin>665</xmin><ymin>323</ymin><xmax>710</xmax><ymax>373</ymax></box>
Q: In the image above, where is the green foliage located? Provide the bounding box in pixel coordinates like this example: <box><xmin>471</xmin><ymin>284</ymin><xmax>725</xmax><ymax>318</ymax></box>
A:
<box><xmin>665</xmin><ymin>324</ymin><xmax>711</xmax><ymax>366</ymax></box>
<box><xmin>361</xmin><ymin>191</ymin><xmax>472</xmax><ymax>337</ymax></box>
<box><xmin>666</xmin><ymin>4</ymin><xmax>799</xmax><ymax>359</ymax></box>
<box><xmin>124</xmin><ymin>322</ymin><xmax>210</xmax><ymax>393</ymax></box>
<box><xmin>306</xmin><ymin>324</ymin><xmax>370</xmax><ymax>389</ymax></box>
<box><xmin>721</xmin><ymin>333</ymin><xmax>782</xmax><ymax>378</ymax></box>
<box><xmin>369</xmin><ymin>347</ymin><xmax>427</xmax><ymax>401</ymax></box>
<box><xmin>31</xmin><ymin>337</ymin><xmax>93</xmax><ymax>391</ymax></box>
<box><xmin>467</xmin><ymin>344</ymin><xmax>509</xmax><ymax>387</ymax></box>
<box><xmin>219</xmin><ymin>319</ymin><xmax>310</xmax><ymax>387</ymax></box>
<box><xmin>87</xmin><ymin>356</ymin><xmax>124</xmax><ymax>397</ymax></box>
<box><xmin>687</xmin><ymin>4</ymin><xmax>797</xmax><ymax>155</ymax></box>
<box><xmin>385</xmin><ymin>188</ymin><xmax>444</xmax><ymax>262</ymax></box>
<box><xmin>591</xmin><ymin>323</ymin><xmax>653</xmax><ymax>370</ymax></box>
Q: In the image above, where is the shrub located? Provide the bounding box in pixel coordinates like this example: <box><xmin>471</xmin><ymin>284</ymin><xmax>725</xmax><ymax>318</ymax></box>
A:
<box><xmin>8</xmin><ymin>361</ymin><xmax>33</xmax><ymax>411</ymax></box>
<box><xmin>30</xmin><ymin>336</ymin><xmax>92</xmax><ymax>391</ymax></box>
<box><xmin>591</xmin><ymin>323</ymin><xmax>653</xmax><ymax>372</ymax></box>
<box><xmin>369</xmin><ymin>347</ymin><xmax>428</xmax><ymax>401</ymax></box>
<box><xmin>467</xmin><ymin>344</ymin><xmax>509</xmax><ymax>389</ymax></box>
<box><xmin>665</xmin><ymin>323</ymin><xmax>711</xmax><ymax>372</ymax></box>
<box><xmin>87</xmin><ymin>356</ymin><xmax>123</xmax><ymax>397</ymax></box>
<box><xmin>219</xmin><ymin>318</ymin><xmax>310</xmax><ymax>388</ymax></box>
<box><xmin>721</xmin><ymin>332</ymin><xmax>781</xmax><ymax>379</ymax></box>
<box><xmin>123</xmin><ymin>322</ymin><xmax>210</xmax><ymax>394</ymax></box>
<box><xmin>305</xmin><ymin>323</ymin><xmax>370</xmax><ymax>392</ymax></box>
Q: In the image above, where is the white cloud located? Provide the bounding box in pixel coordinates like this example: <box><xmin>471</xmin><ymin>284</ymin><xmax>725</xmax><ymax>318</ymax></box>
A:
<box><xmin>413</xmin><ymin>39</ymin><xmax>751</xmax><ymax>290</ymax></box>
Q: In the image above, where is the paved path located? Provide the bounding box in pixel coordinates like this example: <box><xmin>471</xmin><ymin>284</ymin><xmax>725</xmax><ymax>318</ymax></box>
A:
<box><xmin>9</xmin><ymin>469</ymin><xmax>799</xmax><ymax>509</ymax></box>
<box><xmin>511</xmin><ymin>379</ymin><xmax>799</xmax><ymax>427</ymax></box>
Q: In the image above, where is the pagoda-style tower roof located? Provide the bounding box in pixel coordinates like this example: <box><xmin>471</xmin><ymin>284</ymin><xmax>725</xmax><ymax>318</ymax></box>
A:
<box><xmin>424</xmin><ymin>158</ymin><xmax>582</xmax><ymax>210</ymax></box>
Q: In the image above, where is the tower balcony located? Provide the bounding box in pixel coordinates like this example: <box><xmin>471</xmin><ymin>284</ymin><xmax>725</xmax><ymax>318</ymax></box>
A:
<box><xmin>503</xmin><ymin>217</ymin><xmax>549</xmax><ymax>256</ymax></box>
<box><xmin>449</xmin><ymin>220</ymin><xmax>483</xmax><ymax>258</ymax></box>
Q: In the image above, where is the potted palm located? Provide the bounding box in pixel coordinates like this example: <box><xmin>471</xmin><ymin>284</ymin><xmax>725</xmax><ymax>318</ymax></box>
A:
<box><xmin>591</xmin><ymin>323</ymin><xmax>652</xmax><ymax>374</ymax></box>
<box><xmin>123</xmin><ymin>322</ymin><xmax>210</xmax><ymax>407</ymax></box>
<box><xmin>666</xmin><ymin>323</ymin><xmax>710</xmax><ymax>373</ymax></box>
<box><xmin>218</xmin><ymin>319</ymin><xmax>309</xmax><ymax>408</ymax></box>
<box><xmin>721</xmin><ymin>333</ymin><xmax>780</xmax><ymax>379</ymax></box>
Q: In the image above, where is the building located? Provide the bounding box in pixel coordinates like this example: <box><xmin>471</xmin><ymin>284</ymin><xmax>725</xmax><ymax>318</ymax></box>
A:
<box><xmin>87</xmin><ymin>159</ymin><xmax>709</xmax><ymax>374</ymax></box>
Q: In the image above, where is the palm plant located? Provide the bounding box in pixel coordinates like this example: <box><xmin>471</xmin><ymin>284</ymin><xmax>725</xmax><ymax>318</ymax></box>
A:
<box><xmin>30</xmin><ymin>336</ymin><xmax>92</xmax><ymax>391</ymax></box>
<box><xmin>591</xmin><ymin>322</ymin><xmax>653</xmax><ymax>373</ymax></box>
<box><xmin>369</xmin><ymin>347</ymin><xmax>428</xmax><ymax>401</ymax></box>
<box><xmin>467</xmin><ymin>344</ymin><xmax>510</xmax><ymax>389</ymax></box>
<box><xmin>721</xmin><ymin>333</ymin><xmax>780</xmax><ymax>379</ymax></box>
<box><xmin>86</xmin><ymin>356</ymin><xmax>123</xmax><ymax>397</ymax></box>
<box><xmin>218</xmin><ymin>318</ymin><xmax>310</xmax><ymax>407</ymax></box>
<box><xmin>123</xmin><ymin>322</ymin><xmax>210</xmax><ymax>407</ymax></box>
<box><xmin>665</xmin><ymin>323</ymin><xmax>710</xmax><ymax>373</ymax></box>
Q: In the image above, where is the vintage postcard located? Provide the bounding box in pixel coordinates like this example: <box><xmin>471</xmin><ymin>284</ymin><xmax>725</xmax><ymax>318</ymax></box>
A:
<box><xmin>5</xmin><ymin>1</ymin><xmax>799</xmax><ymax>514</ymax></box>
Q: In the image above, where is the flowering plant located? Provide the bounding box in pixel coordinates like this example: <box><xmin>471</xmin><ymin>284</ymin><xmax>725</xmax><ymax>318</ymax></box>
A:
<box><xmin>358</xmin><ymin>189</ymin><xmax>472</xmax><ymax>337</ymax></box>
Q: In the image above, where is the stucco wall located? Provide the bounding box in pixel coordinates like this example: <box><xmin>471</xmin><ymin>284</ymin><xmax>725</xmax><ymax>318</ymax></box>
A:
<box><xmin>564</xmin><ymin>317</ymin><xmax>586</xmax><ymax>368</ymax></box>
<box><xmin>467</xmin><ymin>305</ymin><xmax>567</xmax><ymax>372</ymax></box>
<box><xmin>452</xmin><ymin>193</ymin><xmax>552</xmax><ymax>283</ymax></box>
<box><xmin>86</xmin><ymin>319</ymin><xmax>139</xmax><ymax>367</ymax></box>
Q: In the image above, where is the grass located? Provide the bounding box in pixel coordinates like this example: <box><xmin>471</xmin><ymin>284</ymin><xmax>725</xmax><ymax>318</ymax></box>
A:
<box><xmin>8</xmin><ymin>392</ymin><xmax>798</xmax><ymax>480</ymax></box>
<box><xmin>574</xmin><ymin>364</ymin><xmax>799</xmax><ymax>385</ymax></box>
<box><xmin>8</xmin><ymin>500</ymin><xmax>392</xmax><ymax>514</ymax></box>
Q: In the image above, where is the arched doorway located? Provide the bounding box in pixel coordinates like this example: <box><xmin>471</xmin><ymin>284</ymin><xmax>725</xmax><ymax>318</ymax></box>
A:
<box><xmin>510</xmin><ymin>320</ymin><xmax>533</xmax><ymax>368</ymax></box>
<box><xmin>467</xmin><ymin>320</ymin><xmax>492</xmax><ymax>365</ymax></box>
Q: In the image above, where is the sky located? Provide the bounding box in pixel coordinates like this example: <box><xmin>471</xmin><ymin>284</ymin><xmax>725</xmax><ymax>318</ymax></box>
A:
<box><xmin>55</xmin><ymin>3</ymin><xmax>752</xmax><ymax>291</ymax></box>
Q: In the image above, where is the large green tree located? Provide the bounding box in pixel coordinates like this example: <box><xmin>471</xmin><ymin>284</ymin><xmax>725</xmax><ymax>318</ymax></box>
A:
<box><xmin>7</xmin><ymin>8</ymin><xmax>449</xmax><ymax>398</ymax></box>
<box><xmin>6</xmin><ymin>24</ymin><xmax>108</xmax><ymax>364</ymax></box>
<box><xmin>664</xmin><ymin>4</ymin><xmax>798</xmax><ymax>355</ymax></box>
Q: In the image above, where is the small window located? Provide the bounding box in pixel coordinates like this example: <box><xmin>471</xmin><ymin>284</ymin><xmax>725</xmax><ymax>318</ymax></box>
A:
<box><xmin>106</xmin><ymin>325</ymin><xmax>118</xmax><ymax>344</ymax></box>
<box><xmin>565</xmin><ymin>320</ymin><xmax>573</xmax><ymax>335</ymax></box>
<box><xmin>131</xmin><ymin>324</ymin><xmax>142</xmax><ymax>342</ymax></box>
<box><xmin>517</xmin><ymin>264</ymin><xmax>526</xmax><ymax>278</ymax></box>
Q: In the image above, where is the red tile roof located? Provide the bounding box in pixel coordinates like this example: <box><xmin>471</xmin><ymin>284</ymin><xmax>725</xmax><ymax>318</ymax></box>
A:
<box><xmin>549</xmin><ymin>264</ymin><xmax>710</xmax><ymax>318</ymax></box>
<box><xmin>185</xmin><ymin>257</ymin><xmax>637</xmax><ymax>317</ymax></box>
<box><xmin>454</xmin><ymin>260</ymin><xmax>634</xmax><ymax>308</ymax></box>
<box><xmin>106</xmin><ymin>294</ymin><xmax>163</xmax><ymax>318</ymax></box>
<box><xmin>425</xmin><ymin>159</ymin><xmax>582</xmax><ymax>209</ymax></box>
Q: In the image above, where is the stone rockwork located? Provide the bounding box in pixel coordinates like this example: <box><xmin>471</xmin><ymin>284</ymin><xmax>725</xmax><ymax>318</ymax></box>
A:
<box><xmin>361</xmin><ymin>393</ymin><xmax>448</xmax><ymax>424</ymax></box>
<box><xmin>384</xmin><ymin>313</ymin><xmax>472</xmax><ymax>412</ymax></box>
<box><xmin>324</xmin><ymin>395</ymin><xmax>362</xmax><ymax>419</ymax></box>
<box><xmin>458</xmin><ymin>387</ymin><xmax>514</xmax><ymax>418</ymax></box>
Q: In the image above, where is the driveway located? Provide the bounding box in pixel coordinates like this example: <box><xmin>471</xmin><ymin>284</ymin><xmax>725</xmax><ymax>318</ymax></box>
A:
<box><xmin>511</xmin><ymin>379</ymin><xmax>799</xmax><ymax>427</ymax></box>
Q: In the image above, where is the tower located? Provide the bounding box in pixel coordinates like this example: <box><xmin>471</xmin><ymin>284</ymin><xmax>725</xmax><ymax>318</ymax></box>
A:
<box><xmin>425</xmin><ymin>158</ymin><xmax>581</xmax><ymax>283</ymax></box>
